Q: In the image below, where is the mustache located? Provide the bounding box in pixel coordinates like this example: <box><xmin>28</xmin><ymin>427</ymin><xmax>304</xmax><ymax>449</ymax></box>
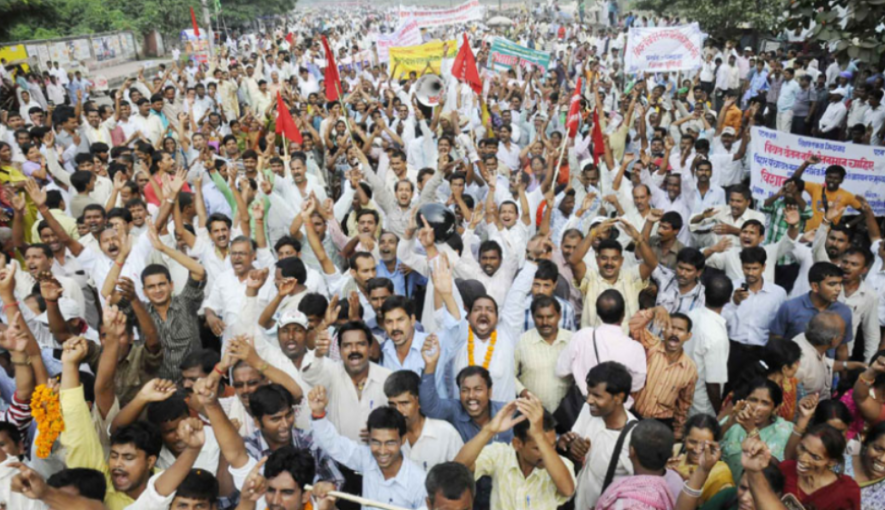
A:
<box><xmin>348</xmin><ymin>353</ymin><xmax>364</xmax><ymax>360</ymax></box>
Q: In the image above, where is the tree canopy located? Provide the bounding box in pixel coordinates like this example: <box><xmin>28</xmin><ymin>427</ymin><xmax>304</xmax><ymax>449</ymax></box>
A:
<box><xmin>784</xmin><ymin>0</ymin><xmax>885</xmax><ymax>63</ymax></box>
<box><xmin>0</xmin><ymin>0</ymin><xmax>297</xmax><ymax>42</ymax></box>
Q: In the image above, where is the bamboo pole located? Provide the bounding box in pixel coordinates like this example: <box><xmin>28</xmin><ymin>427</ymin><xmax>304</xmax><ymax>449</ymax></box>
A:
<box><xmin>304</xmin><ymin>485</ymin><xmax>410</xmax><ymax>510</ymax></box>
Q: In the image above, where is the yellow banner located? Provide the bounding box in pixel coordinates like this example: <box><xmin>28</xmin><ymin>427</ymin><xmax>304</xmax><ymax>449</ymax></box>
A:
<box><xmin>389</xmin><ymin>39</ymin><xmax>457</xmax><ymax>76</ymax></box>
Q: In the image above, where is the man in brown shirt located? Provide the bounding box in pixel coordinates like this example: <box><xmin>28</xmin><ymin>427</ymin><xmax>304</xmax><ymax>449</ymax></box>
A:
<box><xmin>645</xmin><ymin>210</ymin><xmax>685</xmax><ymax>271</ymax></box>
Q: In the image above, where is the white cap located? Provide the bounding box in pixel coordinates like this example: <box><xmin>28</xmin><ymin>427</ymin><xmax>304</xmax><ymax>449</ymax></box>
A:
<box><xmin>37</xmin><ymin>297</ymin><xmax>84</xmax><ymax>323</ymax></box>
<box><xmin>721</xmin><ymin>126</ymin><xmax>737</xmax><ymax>136</ymax></box>
<box><xmin>831</xmin><ymin>87</ymin><xmax>848</xmax><ymax>96</ymax></box>
<box><xmin>278</xmin><ymin>310</ymin><xmax>309</xmax><ymax>329</ymax></box>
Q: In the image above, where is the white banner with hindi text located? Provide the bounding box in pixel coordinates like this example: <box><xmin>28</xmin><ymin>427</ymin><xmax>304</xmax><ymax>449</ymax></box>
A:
<box><xmin>377</xmin><ymin>17</ymin><xmax>422</xmax><ymax>63</ymax></box>
<box><xmin>750</xmin><ymin>127</ymin><xmax>885</xmax><ymax>216</ymax></box>
<box><xmin>624</xmin><ymin>23</ymin><xmax>704</xmax><ymax>73</ymax></box>
<box><xmin>396</xmin><ymin>0</ymin><xmax>483</xmax><ymax>28</ymax></box>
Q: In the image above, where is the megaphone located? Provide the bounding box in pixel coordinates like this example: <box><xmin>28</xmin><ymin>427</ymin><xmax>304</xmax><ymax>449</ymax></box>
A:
<box><xmin>415</xmin><ymin>74</ymin><xmax>445</xmax><ymax>119</ymax></box>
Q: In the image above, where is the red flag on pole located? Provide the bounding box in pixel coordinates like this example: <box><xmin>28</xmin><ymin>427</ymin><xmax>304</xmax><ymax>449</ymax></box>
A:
<box><xmin>285</xmin><ymin>33</ymin><xmax>295</xmax><ymax>46</ymax></box>
<box><xmin>275</xmin><ymin>92</ymin><xmax>303</xmax><ymax>144</ymax></box>
<box><xmin>591</xmin><ymin>109</ymin><xmax>606</xmax><ymax>165</ymax></box>
<box><xmin>190</xmin><ymin>7</ymin><xmax>200</xmax><ymax>37</ymax></box>
<box><xmin>451</xmin><ymin>33</ymin><xmax>483</xmax><ymax>96</ymax></box>
<box><xmin>321</xmin><ymin>36</ymin><xmax>342</xmax><ymax>102</ymax></box>
<box><xmin>565</xmin><ymin>78</ymin><xmax>583</xmax><ymax>138</ymax></box>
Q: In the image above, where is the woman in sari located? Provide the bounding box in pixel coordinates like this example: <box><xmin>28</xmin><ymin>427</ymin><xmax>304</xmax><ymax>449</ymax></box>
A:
<box><xmin>671</xmin><ymin>414</ymin><xmax>735</xmax><ymax>504</ymax></box>
<box><xmin>844</xmin><ymin>421</ymin><xmax>885</xmax><ymax>509</ymax></box>
<box><xmin>779</xmin><ymin>424</ymin><xmax>860</xmax><ymax>510</ymax></box>
<box><xmin>720</xmin><ymin>378</ymin><xmax>794</xmax><ymax>480</ymax></box>
<box><xmin>786</xmin><ymin>395</ymin><xmax>854</xmax><ymax>460</ymax></box>
<box><xmin>847</xmin><ymin>351</ymin><xmax>885</xmax><ymax>437</ymax></box>
<box><xmin>718</xmin><ymin>339</ymin><xmax>802</xmax><ymax>422</ymax></box>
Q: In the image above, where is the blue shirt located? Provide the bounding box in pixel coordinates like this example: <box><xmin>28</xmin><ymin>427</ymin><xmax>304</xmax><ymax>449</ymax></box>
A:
<box><xmin>380</xmin><ymin>330</ymin><xmax>448</xmax><ymax>398</ymax></box>
<box><xmin>769</xmin><ymin>293</ymin><xmax>854</xmax><ymax>345</ymax></box>
<box><xmin>419</xmin><ymin>373</ymin><xmax>513</xmax><ymax>444</ymax></box>
<box><xmin>376</xmin><ymin>259</ymin><xmax>425</xmax><ymax>298</ymax></box>
<box><xmin>311</xmin><ymin>417</ymin><xmax>428</xmax><ymax>510</ymax></box>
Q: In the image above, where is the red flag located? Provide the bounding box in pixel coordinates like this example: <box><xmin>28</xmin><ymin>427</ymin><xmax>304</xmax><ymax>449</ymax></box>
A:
<box><xmin>285</xmin><ymin>33</ymin><xmax>295</xmax><ymax>46</ymax></box>
<box><xmin>591</xmin><ymin>109</ymin><xmax>605</xmax><ymax>165</ymax></box>
<box><xmin>275</xmin><ymin>92</ymin><xmax>302</xmax><ymax>144</ymax></box>
<box><xmin>321</xmin><ymin>36</ymin><xmax>341</xmax><ymax>102</ymax></box>
<box><xmin>565</xmin><ymin>78</ymin><xmax>583</xmax><ymax>138</ymax></box>
<box><xmin>451</xmin><ymin>33</ymin><xmax>482</xmax><ymax>96</ymax></box>
<box><xmin>190</xmin><ymin>7</ymin><xmax>200</xmax><ymax>38</ymax></box>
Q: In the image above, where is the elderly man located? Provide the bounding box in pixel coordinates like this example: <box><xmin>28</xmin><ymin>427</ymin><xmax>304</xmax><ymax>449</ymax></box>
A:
<box><xmin>792</xmin><ymin>312</ymin><xmax>865</xmax><ymax>398</ymax></box>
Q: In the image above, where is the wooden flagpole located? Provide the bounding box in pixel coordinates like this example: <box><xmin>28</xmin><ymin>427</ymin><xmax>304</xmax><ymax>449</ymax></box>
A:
<box><xmin>304</xmin><ymin>485</ymin><xmax>409</xmax><ymax>510</ymax></box>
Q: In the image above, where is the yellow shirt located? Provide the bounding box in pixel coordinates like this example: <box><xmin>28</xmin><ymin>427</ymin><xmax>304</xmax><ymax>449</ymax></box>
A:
<box><xmin>474</xmin><ymin>442</ymin><xmax>575</xmax><ymax>510</ymax></box>
<box><xmin>577</xmin><ymin>264</ymin><xmax>648</xmax><ymax>330</ymax></box>
<box><xmin>59</xmin><ymin>385</ymin><xmax>137</xmax><ymax>510</ymax></box>
<box><xmin>803</xmin><ymin>182</ymin><xmax>862</xmax><ymax>232</ymax></box>
<box><xmin>514</xmin><ymin>328</ymin><xmax>573</xmax><ymax>412</ymax></box>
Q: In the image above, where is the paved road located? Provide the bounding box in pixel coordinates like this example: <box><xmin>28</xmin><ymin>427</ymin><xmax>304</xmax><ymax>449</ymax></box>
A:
<box><xmin>89</xmin><ymin>57</ymin><xmax>173</xmax><ymax>105</ymax></box>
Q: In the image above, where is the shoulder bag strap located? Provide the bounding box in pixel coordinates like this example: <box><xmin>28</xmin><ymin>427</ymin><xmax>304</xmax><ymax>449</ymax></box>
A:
<box><xmin>602</xmin><ymin>419</ymin><xmax>638</xmax><ymax>493</ymax></box>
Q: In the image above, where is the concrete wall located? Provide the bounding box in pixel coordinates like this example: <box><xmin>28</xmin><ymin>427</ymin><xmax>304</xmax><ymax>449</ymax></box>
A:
<box><xmin>1</xmin><ymin>31</ymin><xmax>155</xmax><ymax>75</ymax></box>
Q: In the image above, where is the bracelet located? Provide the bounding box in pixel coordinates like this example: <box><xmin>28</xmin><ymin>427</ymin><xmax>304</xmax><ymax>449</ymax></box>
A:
<box><xmin>258</xmin><ymin>361</ymin><xmax>269</xmax><ymax>374</ymax></box>
<box><xmin>792</xmin><ymin>428</ymin><xmax>805</xmax><ymax>437</ymax></box>
<box><xmin>114</xmin><ymin>260</ymin><xmax>124</xmax><ymax>268</ymax></box>
<box><xmin>681</xmin><ymin>481</ymin><xmax>703</xmax><ymax>498</ymax></box>
<box><xmin>859</xmin><ymin>374</ymin><xmax>876</xmax><ymax>386</ymax></box>
<box><xmin>165</xmin><ymin>198</ymin><xmax>175</xmax><ymax>204</ymax></box>
<box><xmin>2</xmin><ymin>301</ymin><xmax>19</xmax><ymax>311</ymax></box>
<box><xmin>311</xmin><ymin>411</ymin><xmax>326</xmax><ymax>420</ymax></box>
<box><xmin>10</xmin><ymin>355</ymin><xmax>30</xmax><ymax>366</ymax></box>
<box><xmin>747</xmin><ymin>429</ymin><xmax>760</xmax><ymax>438</ymax></box>
<box><xmin>213</xmin><ymin>365</ymin><xmax>226</xmax><ymax>376</ymax></box>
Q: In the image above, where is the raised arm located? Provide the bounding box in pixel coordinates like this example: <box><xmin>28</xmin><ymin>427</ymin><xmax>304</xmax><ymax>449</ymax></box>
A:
<box><xmin>194</xmin><ymin>375</ymin><xmax>251</xmax><ymax>469</ymax></box>
<box><xmin>26</xmin><ymin>180</ymin><xmax>84</xmax><ymax>256</ymax></box>
<box><xmin>147</xmin><ymin>219</ymin><xmax>206</xmax><ymax>280</ymax></box>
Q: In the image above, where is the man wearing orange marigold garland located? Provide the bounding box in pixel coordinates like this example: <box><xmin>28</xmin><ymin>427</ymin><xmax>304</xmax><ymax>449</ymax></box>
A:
<box><xmin>425</xmin><ymin>220</ymin><xmax>520</xmax><ymax>402</ymax></box>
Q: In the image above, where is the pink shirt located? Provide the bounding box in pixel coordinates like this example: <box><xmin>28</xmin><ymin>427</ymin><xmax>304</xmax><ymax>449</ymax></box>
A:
<box><xmin>555</xmin><ymin>323</ymin><xmax>648</xmax><ymax>406</ymax></box>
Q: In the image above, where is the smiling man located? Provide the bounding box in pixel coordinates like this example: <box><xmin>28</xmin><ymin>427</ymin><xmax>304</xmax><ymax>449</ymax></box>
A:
<box><xmin>310</xmin><ymin>385</ymin><xmax>428</xmax><ymax>509</ymax></box>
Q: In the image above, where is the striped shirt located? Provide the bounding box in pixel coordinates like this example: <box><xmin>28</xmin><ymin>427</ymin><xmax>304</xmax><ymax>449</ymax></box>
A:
<box><xmin>514</xmin><ymin>328</ymin><xmax>574</xmax><ymax>412</ymax></box>
<box><xmin>630</xmin><ymin>316</ymin><xmax>698</xmax><ymax>434</ymax></box>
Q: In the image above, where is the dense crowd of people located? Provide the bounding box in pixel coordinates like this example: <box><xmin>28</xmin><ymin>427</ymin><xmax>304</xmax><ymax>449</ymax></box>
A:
<box><xmin>0</xmin><ymin>3</ymin><xmax>883</xmax><ymax>510</ymax></box>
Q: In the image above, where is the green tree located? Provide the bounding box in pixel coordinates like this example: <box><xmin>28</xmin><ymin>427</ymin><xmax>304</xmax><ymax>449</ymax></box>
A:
<box><xmin>632</xmin><ymin>0</ymin><xmax>786</xmax><ymax>40</ymax></box>
<box><xmin>784</xmin><ymin>0</ymin><xmax>885</xmax><ymax>63</ymax></box>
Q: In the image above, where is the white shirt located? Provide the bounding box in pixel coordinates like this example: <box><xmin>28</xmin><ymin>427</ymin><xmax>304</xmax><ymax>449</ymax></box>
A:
<box><xmin>706</xmin><ymin>236</ymin><xmax>796</xmax><ymax>282</ymax></box>
<box><xmin>722</xmin><ymin>279</ymin><xmax>787</xmax><ymax>346</ymax></box>
<box><xmin>690</xmin><ymin>205</ymin><xmax>766</xmax><ymax>249</ymax></box>
<box><xmin>0</xmin><ymin>457</ymin><xmax>48</xmax><ymax>510</ymax></box>
<box><xmin>686</xmin><ymin>308</ymin><xmax>730</xmax><ymax>416</ymax></box>
<box><xmin>202</xmin><ymin>267</ymin><xmax>274</xmax><ymax>345</ymax></box>
<box><xmin>819</xmin><ymin>101</ymin><xmax>848</xmax><ymax>133</ymax></box>
<box><xmin>401</xmin><ymin>417</ymin><xmax>464</xmax><ymax>472</ymax></box>
<box><xmin>866</xmin><ymin>240</ymin><xmax>885</xmax><ymax>327</ymax></box>
<box><xmin>709</xmin><ymin>138</ymin><xmax>744</xmax><ymax>188</ymax></box>
<box><xmin>839</xmin><ymin>281</ymin><xmax>881</xmax><ymax>363</ymax></box>
<box><xmin>572</xmin><ymin>405</ymin><xmax>638</xmax><ymax>510</ymax></box>
<box><xmin>156</xmin><ymin>425</ymin><xmax>221</xmax><ymax>473</ymax></box>
<box><xmin>301</xmin><ymin>357</ymin><xmax>391</xmax><ymax>442</ymax></box>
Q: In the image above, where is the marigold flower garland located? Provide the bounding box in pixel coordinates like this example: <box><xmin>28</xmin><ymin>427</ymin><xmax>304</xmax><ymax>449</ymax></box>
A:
<box><xmin>467</xmin><ymin>328</ymin><xmax>497</xmax><ymax>369</ymax></box>
<box><xmin>32</xmin><ymin>384</ymin><xmax>64</xmax><ymax>459</ymax></box>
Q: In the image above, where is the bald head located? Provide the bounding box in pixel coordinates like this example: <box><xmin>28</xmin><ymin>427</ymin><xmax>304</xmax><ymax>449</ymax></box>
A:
<box><xmin>805</xmin><ymin>312</ymin><xmax>845</xmax><ymax>350</ymax></box>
